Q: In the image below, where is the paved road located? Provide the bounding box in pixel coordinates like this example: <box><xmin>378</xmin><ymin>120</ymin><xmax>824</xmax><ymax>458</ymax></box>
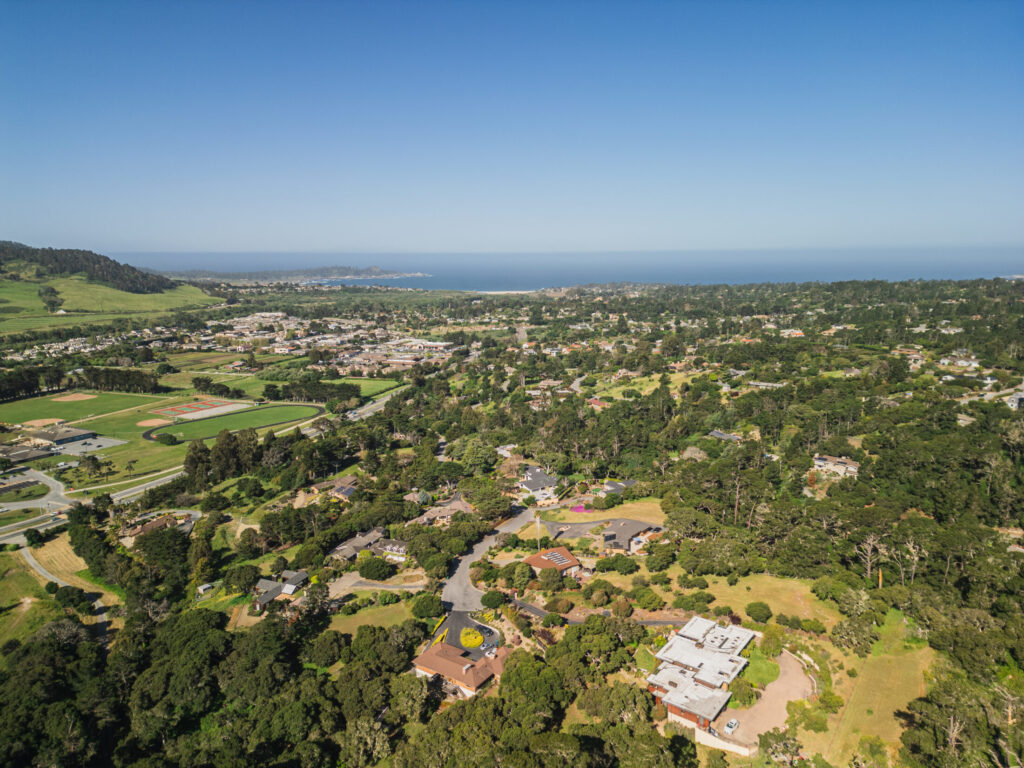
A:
<box><xmin>0</xmin><ymin>469</ymin><xmax>75</xmax><ymax>513</ymax></box>
<box><xmin>442</xmin><ymin>506</ymin><xmax>535</xmax><ymax>611</ymax></box>
<box><xmin>20</xmin><ymin>546</ymin><xmax>108</xmax><ymax>643</ymax></box>
<box><xmin>347</xmin><ymin>385</ymin><xmax>410</xmax><ymax>421</ymax></box>
<box><xmin>110</xmin><ymin>471</ymin><xmax>185</xmax><ymax>502</ymax></box>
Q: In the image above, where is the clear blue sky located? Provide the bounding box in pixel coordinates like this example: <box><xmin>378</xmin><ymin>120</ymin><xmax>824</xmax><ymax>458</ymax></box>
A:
<box><xmin>1</xmin><ymin>0</ymin><xmax>1022</xmax><ymax>255</ymax></box>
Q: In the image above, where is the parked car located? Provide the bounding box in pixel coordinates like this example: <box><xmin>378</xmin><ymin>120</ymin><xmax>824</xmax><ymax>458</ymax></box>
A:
<box><xmin>724</xmin><ymin>719</ymin><xmax>739</xmax><ymax>735</ymax></box>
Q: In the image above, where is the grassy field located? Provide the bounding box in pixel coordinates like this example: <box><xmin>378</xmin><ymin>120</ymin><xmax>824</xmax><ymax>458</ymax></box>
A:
<box><xmin>0</xmin><ymin>391</ymin><xmax>164</xmax><ymax>425</ymax></box>
<box><xmin>0</xmin><ymin>550</ymin><xmax>62</xmax><ymax>651</ymax></box>
<box><xmin>593</xmin><ymin>371</ymin><xmax>692</xmax><ymax>400</ymax></box>
<box><xmin>31</xmin><ymin>534</ymin><xmax>123</xmax><ymax>611</ymax></box>
<box><xmin>801</xmin><ymin>611</ymin><xmax>935</xmax><ymax>765</ymax></box>
<box><xmin>0</xmin><ymin>483</ymin><xmax>48</xmax><ymax>503</ymax></box>
<box><xmin>165</xmin><ymin>351</ymin><xmax>290</xmax><ymax>371</ymax></box>
<box><xmin>540</xmin><ymin>499</ymin><xmax>665</xmax><ymax>525</ymax></box>
<box><xmin>149</xmin><ymin>404</ymin><xmax>321</xmax><ymax>442</ymax></box>
<box><xmin>0</xmin><ymin>508</ymin><xmax>47</xmax><ymax>526</ymax></box>
<box><xmin>329</xmin><ymin>602</ymin><xmax>413</xmax><ymax>635</ymax></box>
<box><xmin>0</xmin><ymin>277</ymin><xmax>218</xmax><ymax>334</ymax></box>
<box><xmin>324</xmin><ymin>377</ymin><xmax>400</xmax><ymax>397</ymax></box>
<box><xmin>46</xmin><ymin>277</ymin><xmax>217</xmax><ymax>312</ymax></box>
<box><xmin>704</xmin><ymin>573</ymin><xmax>842</xmax><ymax>629</ymax></box>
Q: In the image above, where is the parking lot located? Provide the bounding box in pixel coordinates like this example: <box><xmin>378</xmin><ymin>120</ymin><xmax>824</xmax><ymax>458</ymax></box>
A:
<box><xmin>53</xmin><ymin>437</ymin><xmax>127</xmax><ymax>456</ymax></box>
<box><xmin>432</xmin><ymin>610</ymin><xmax>500</xmax><ymax>661</ymax></box>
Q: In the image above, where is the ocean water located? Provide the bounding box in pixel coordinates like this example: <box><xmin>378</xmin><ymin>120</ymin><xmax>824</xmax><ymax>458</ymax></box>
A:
<box><xmin>118</xmin><ymin>247</ymin><xmax>1024</xmax><ymax>291</ymax></box>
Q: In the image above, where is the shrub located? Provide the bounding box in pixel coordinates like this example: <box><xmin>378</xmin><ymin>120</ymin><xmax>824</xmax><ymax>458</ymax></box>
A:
<box><xmin>155</xmin><ymin>433</ymin><xmax>178</xmax><ymax>446</ymax></box>
<box><xmin>460</xmin><ymin>627</ymin><xmax>483</xmax><ymax>648</ymax></box>
<box><xmin>44</xmin><ymin>581</ymin><xmax>59</xmax><ymax>594</ymax></box>
<box><xmin>541</xmin><ymin>613</ymin><xmax>565</xmax><ymax>627</ymax></box>
<box><xmin>357</xmin><ymin>557</ymin><xmax>396</xmax><ymax>581</ymax></box>
<box><xmin>481</xmin><ymin>590</ymin><xmax>506</xmax><ymax>609</ymax></box>
<box><xmin>746</xmin><ymin>601</ymin><xmax>773</xmax><ymax>623</ymax></box>
<box><xmin>411</xmin><ymin>593</ymin><xmax>444</xmax><ymax>618</ymax></box>
<box><xmin>611</xmin><ymin>599</ymin><xmax>633</xmax><ymax>618</ymax></box>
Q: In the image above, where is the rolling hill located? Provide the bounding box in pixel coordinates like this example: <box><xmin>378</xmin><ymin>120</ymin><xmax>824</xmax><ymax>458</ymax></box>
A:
<box><xmin>0</xmin><ymin>241</ymin><xmax>218</xmax><ymax>334</ymax></box>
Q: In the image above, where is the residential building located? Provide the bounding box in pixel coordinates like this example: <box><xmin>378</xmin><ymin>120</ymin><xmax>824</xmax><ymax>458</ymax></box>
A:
<box><xmin>646</xmin><ymin>617</ymin><xmax>754</xmax><ymax>730</ymax></box>
<box><xmin>370</xmin><ymin>538</ymin><xmax>409</xmax><ymax>563</ymax></box>
<box><xmin>328</xmin><ymin>527</ymin><xmax>385</xmax><ymax>561</ymax></box>
<box><xmin>601</xmin><ymin>519</ymin><xmax>661</xmax><ymax>554</ymax></box>
<box><xmin>600</xmin><ymin>478</ymin><xmax>636</xmax><ymax>496</ymax></box>
<box><xmin>408</xmin><ymin>492</ymin><xmax>474</xmax><ymax>527</ymax></box>
<box><xmin>813</xmin><ymin>454</ymin><xmax>860</xmax><ymax>477</ymax></box>
<box><xmin>519</xmin><ymin>467</ymin><xmax>559</xmax><ymax>501</ymax></box>
<box><xmin>524</xmin><ymin>547</ymin><xmax>581</xmax><ymax>578</ymax></box>
<box><xmin>411</xmin><ymin>642</ymin><xmax>512</xmax><ymax>697</ymax></box>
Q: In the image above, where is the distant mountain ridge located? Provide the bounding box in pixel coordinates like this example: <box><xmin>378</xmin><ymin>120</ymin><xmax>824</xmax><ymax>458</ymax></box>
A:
<box><xmin>0</xmin><ymin>241</ymin><xmax>177</xmax><ymax>294</ymax></box>
<box><xmin>151</xmin><ymin>264</ymin><xmax>423</xmax><ymax>282</ymax></box>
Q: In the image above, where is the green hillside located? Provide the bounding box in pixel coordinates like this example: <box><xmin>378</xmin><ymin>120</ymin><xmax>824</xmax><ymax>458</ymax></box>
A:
<box><xmin>0</xmin><ymin>242</ymin><xmax>218</xmax><ymax>334</ymax></box>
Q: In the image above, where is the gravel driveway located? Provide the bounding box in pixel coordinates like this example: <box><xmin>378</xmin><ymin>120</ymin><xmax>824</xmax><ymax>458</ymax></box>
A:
<box><xmin>718</xmin><ymin>651</ymin><xmax>813</xmax><ymax>746</ymax></box>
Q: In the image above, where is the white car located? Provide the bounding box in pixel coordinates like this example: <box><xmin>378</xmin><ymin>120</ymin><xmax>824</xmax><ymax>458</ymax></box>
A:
<box><xmin>723</xmin><ymin>719</ymin><xmax>739</xmax><ymax>735</ymax></box>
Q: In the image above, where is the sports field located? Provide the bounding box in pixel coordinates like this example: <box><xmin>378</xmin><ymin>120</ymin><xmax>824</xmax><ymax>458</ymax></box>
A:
<box><xmin>152</xmin><ymin>399</ymin><xmax>247</xmax><ymax>419</ymax></box>
<box><xmin>147</xmin><ymin>404</ymin><xmax>322</xmax><ymax>441</ymax></box>
<box><xmin>0</xmin><ymin>391</ymin><xmax>163</xmax><ymax>425</ymax></box>
<box><xmin>323</xmin><ymin>377</ymin><xmax>400</xmax><ymax>397</ymax></box>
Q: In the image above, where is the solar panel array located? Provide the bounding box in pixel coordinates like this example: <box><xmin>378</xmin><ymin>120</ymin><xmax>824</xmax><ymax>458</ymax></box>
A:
<box><xmin>545</xmin><ymin>551</ymin><xmax>569</xmax><ymax>565</ymax></box>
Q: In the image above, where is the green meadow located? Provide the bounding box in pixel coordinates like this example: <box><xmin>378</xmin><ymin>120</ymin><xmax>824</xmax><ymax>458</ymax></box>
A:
<box><xmin>148</xmin><ymin>404</ymin><xmax>322</xmax><ymax>442</ymax></box>
<box><xmin>0</xmin><ymin>391</ymin><xmax>166</xmax><ymax>425</ymax></box>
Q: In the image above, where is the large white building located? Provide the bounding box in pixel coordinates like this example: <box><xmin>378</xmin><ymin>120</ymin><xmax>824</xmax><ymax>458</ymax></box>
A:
<box><xmin>646</xmin><ymin>617</ymin><xmax>755</xmax><ymax>730</ymax></box>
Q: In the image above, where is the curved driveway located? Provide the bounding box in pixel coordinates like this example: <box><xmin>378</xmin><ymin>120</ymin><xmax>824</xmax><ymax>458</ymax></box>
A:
<box><xmin>442</xmin><ymin>506</ymin><xmax>534</xmax><ymax>611</ymax></box>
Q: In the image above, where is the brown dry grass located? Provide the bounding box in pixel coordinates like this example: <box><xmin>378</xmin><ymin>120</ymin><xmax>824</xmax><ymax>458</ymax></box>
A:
<box><xmin>51</xmin><ymin>393</ymin><xmax>96</xmax><ymax>402</ymax></box>
<box><xmin>33</xmin><ymin>535</ymin><xmax>121</xmax><ymax>607</ymax></box>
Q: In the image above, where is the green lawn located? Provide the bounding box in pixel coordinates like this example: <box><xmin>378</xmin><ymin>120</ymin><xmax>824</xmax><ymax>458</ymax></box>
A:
<box><xmin>800</xmin><ymin>610</ymin><xmax>936</xmax><ymax>765</ymax></box>
<box><xmin>324</xmin><ymin>377</ymin><xmax>400</xmax><ymax>397</ymax></box>
<box><xmin>742</xmin><ymin>647</ymin><xmax>780</xmax><ymax>686</ymax></box>
<box><xmin>0</xmin><ymin>391</ymin><xmax>163</xmax><ymax>425</ymax></box>
<box><xmin>148</xmin><ymin>404</ymin><xmax>321</xmax><ymax>442</ymax></box>
<box><xmin>329</xmin><ymin>602</ymin><xmax>413</xmax><ymax>635</ymax></box>
<box><xmin>0</xmin><ymin>551</ymin><xmax>62</xmax><ymax>652</ymax></box>
<box><xmin>0</xmin><ymin>483</ymin><xmax>48</xmax><ymax>503</ymax></box>
<box><xmin>0</xmin><ymin>508</ymin><xmax>47</xmax><ymax>527</ymax></box>
<box><xmin>634</xmin><ymin>645</ymin><xmax>658</xmax><ymax>673</ymax></box>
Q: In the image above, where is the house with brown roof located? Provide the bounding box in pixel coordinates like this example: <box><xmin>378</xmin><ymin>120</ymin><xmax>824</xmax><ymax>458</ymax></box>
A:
<box><xmin>411</xmin><ymin>642</ymin><xmax>512</xmax><ymax>697</ymax></box>
<box><xmin>408</xmin><ymin>491</ymin><xmax>475</xmax><ymax>527</ymax></box>
<box><xmin>524</xmin><ymin>547</ymin><xmax>581</xmax><ymax>578</ymax></box>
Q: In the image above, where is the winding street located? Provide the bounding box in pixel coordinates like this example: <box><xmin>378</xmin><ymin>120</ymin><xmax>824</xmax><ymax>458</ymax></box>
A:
<box><xmin>0</xmin><ymin>469</ymin><xmax>75</xmax><ymax>513</ymax></box>
<box><xmin>442</xmin><ymin>506</ymin><xmax>535</xmax><ymax>611</ymax></box>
